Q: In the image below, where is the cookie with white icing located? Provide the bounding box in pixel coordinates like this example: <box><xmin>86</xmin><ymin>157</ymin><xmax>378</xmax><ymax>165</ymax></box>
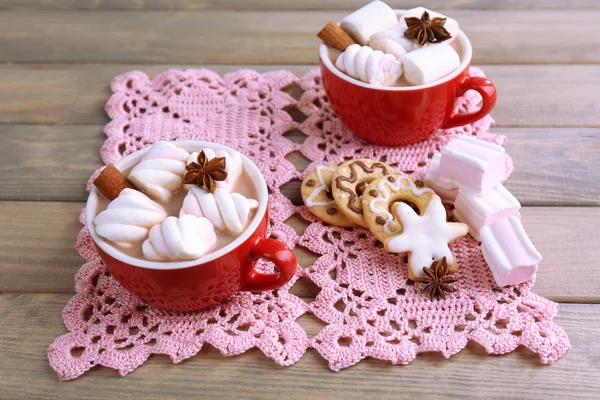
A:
<box><xmin>331</xmin><ymin>159</ymin><xmax>396</xmax><ymax>227</ymax></box>
<box><xmin>386</xmin><ymin>195</ymin><xmax>468</xmax><ymax>281</ymax></box>
<box><xmin>362</xmin><ymin>175</ymin><xmax>436</xmax><ymax>243</ymax></box>
<box><xmin>301</xmin><ymin>163</ymin><xmax>356</xmax><ymax>227</ymax></box>
<box><xmin>362</xmin><ymin>174</ymin><xmax>468</xmax><ymax>280</ymax></box>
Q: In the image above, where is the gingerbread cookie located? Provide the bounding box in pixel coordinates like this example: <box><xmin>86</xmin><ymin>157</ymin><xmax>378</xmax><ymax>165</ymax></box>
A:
<box><xmin>363</xmin><ymin>175</ymin><xmax>468</xmax><ymax>280</ymax></box>
<box><xmin>331</xmin><ymin>159</ymin><xmax>396</xmax><ymax>227</ymax></box>
<box><xmin>383</xmin><ymin>189</ymin><xmax>467</xmax><ymax>281</ymax></box>
<box><xmin>362</xmin><ymin>175</ymin><xmax>436</xmax><ymax>243</ymax></box>
<box><xmin>301</xmin><ymin>164</ymin><xmax>356</xmax><ymax>227</ymax></box>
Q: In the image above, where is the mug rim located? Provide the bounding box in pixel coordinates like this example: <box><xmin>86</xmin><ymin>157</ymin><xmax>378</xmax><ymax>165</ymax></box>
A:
<box><xmin>319</xmin><ymin>14</ymin><xmax>473</xmax><ymax>91</ymax></box>
<box><xmin>85</xmin><ymin>140</ymin><xmax>268</xmax><ymax>271</ymax></box>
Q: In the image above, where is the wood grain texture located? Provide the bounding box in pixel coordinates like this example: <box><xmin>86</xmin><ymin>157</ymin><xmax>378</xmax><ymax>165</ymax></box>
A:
<box><xmin>0</xmin><ymin>293</ymin><xmax>598</xmax><ymax>399</ymax></box>
<box><xmin>495</xmin><ymin>128</ymin><xmax>600</xmax><ymax>206</ymax></box>
<box><xmin>2</xmin><ymin>0</ymin><xmax>599</xmax><ymax>10</ymax></box>
<box><xmin>0</xmin><ymin>64</ymin><xmax>312</xmax><ymax>125</ymax></box>
<box><xmin>2</xmin><ymin>64</ymin><xmax>599</xmax><ymax>127</ymax></box>
<box><xmin>0</xmin><ymin>10</ymin><xmax>599</xmax><ymax>64</ymax></box>
<box><xmin>0</xmin><ymin>202</ymin><xmax>598</xmax><ymax>303</ymax></box>
<box><xmin>483</xmin><ymin>65</ymin><xmax>600</xmax><ymax>127</ymax></box>
<box><xmin>0</xmin><ymin>125</ymin><xmax>104</xmax><ymax>201</ymax></box>
<box><xmin>0</xmin><ymin>202</ymin><xmax>84</xmax><ymax>294</ymax></box>
<box><xmin>2</xmin><ymin>125</ymin><xmax>597</xmax><ymax>205</ymax></box>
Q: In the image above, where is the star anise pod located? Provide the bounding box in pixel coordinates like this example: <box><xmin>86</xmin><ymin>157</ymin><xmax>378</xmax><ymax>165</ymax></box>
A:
<box><xmin>183</xmin><ymin>150</ymin><xmax>227</xmax><ymax>193</ymax></box>
<box><xmin>404</xmin><ymin>11</ymin><xmax>452</xmax><ymax>46</ymax></box>
<box><xmin>419</xmin><ymin>257</ymin><xmax>459</xmax><ymax>299</ymax></box>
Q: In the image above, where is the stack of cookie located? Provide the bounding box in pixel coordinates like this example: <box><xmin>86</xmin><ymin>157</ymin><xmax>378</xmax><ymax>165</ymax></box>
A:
<box><xmin>301</xmin><ymin>158</ymin><xmax>468</xmax><ymax>281</ymax></box>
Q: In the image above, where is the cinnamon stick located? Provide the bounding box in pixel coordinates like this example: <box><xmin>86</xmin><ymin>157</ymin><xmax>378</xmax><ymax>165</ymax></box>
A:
<box><xmin>93</xmin><ymin>164</ymin><xmax>135</xmax><ymax>200</ymax></box>
<box><xmin>317</xmin><ymin>21</ymin><xmax>357</xmax><ymax>52</ymax></box>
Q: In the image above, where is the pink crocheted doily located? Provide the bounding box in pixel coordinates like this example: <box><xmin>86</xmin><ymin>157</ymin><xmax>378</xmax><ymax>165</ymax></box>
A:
<box><xmin>48</xmin><ymin>68</ymin><xmax>570</xmax><ymax>380</ymax></box>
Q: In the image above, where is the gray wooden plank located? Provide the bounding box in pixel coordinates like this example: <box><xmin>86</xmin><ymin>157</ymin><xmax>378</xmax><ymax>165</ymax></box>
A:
<box><xmin>483</xmin><ymin>65</ymin><xmax>600</xmax><ymax>127</ymax></box>
<box><xmin>495</xmin><ymin>128</ymin><xmax>600</xmax><ymax>207</ymax></box>
<box><xmin>2</xmin><ymin>125</ymin><xmax>598</xmax><ymax>205</ymax></box>
<box><xmin>1</xmin><ymin>0</ymin><xmax>599</xmax><ymax>10</ymax></box>
<box><xmin>0</xmin><ymin>201</ymin><xmax>598</xmax><ymax>303</ymax></box>
<box><xmin>0</xmin><ymin>125</ymin><xmax>104</xmax><ymax>201</ymax></box>
<box><xmin>0</xmin><ymin>64</ymin><xmax>312</xmax><ymax>125</ymax></box>
<box><xmin>1</xmin><ymin>64</ymin><xmax>599</xmax><ymax>127</ymax></box>
<box><xmin>0</xmin><ymin>293</ymin><xmax>597</xmax><ymax>399</ymax></box>
<box><xmin>0</xmin><ymin>10</ymin><xmax>598</xmax><ymax>64</ymax></box>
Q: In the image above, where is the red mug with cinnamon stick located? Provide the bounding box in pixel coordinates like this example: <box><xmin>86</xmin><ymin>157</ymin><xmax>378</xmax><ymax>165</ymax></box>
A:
<box><xmin>86</xmin><ymin>141</ymin><xmax>296</xmax><ymax>312</ymax></box>
<box><xmin>319</xmin><ymin>17</ymin><xmax>497</xmax><ymax>147</ymax></box>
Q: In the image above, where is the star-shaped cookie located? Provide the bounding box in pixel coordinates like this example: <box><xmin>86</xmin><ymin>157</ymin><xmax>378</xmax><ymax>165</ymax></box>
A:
<box><xmin>385</xmin><ymin>196</ymin><xmax>468</xmax><ymax>280</ymax></box>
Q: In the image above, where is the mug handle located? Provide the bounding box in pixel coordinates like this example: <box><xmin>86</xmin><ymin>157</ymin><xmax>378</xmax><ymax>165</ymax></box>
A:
<box><xmin>441</xmin><ymin>74</ymin><xmax>497</xmax><ymax>129</ymax></box>
<box><xmin>241</xmin><ymin>237</ymin><xmax>297</xmax><ymax>292</ymax></box>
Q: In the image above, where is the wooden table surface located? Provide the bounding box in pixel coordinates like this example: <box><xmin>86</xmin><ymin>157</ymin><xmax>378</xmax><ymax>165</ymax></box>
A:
<box><xmin>1</xmin><ymin>1</ymin><xmax>600</xmax><ymax>399</ymax></box>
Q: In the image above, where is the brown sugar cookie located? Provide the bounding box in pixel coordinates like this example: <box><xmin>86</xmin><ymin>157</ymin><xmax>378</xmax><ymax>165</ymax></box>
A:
<box><xmin>331</xmin><ymin>159</ymin><xmax>396</xmax><ymax>227</ymax></box>
<box><xmin>301</xmin><ymin>163</ymin><xmax>356</xmax><ymax>227</ymax></box>
<box><xmin>362</xmin><ymin>175</ymin><xmax>437</xmax><ymax>242</ymax></box>
<box><xmin>362</xmin><ymin>175</ymin><xmax>468</xmax><ymax>280</ymax></box>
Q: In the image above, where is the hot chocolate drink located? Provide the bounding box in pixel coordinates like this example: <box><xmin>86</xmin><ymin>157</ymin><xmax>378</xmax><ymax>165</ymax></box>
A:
<box><xmin>92</xmin><ymin>141</ymin><xmax>260</xmax><ymax>262</ymax></box>
<box><xmin>319</xmin><ymin>2</ymin><xmax>463</xmax><ymax>87</ymax></box>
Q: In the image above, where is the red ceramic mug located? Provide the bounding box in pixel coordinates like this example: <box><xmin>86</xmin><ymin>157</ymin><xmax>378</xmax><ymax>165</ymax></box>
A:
<box><xmin>86</xmin><ymin>141</ymin><xmax>297</xmax><ymax>312</ymax></box>
<box><xmin>319</xmin><ymin>25</ymin><xmax>497</xmax><ymax>147</ymax></box>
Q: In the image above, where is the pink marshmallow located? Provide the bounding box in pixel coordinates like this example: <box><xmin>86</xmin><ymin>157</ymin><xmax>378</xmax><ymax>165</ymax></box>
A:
<box><xmin>424</xmin><ymin>153</ymin><xmax>458</xmax><ymax>204</ymax></box>
<box><xmin>453</xmin><ymin>184</ymin><xmax>521</xmax><ymax>241</ymax></box>
<box><xmin>480</xmin><ymin>216</ymin><xmax>541</xmax><ymax>287</ymax></box>
<box><xmin>439</xmin><ymin>136</ymin><xmax>506</xmax><ymax>195</ymax></box>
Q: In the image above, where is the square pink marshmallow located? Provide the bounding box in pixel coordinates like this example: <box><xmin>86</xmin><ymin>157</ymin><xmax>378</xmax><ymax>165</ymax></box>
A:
<box><xmin>424</xmin><ymin>153</ymin><xmax>458</xmax><ymax>204</ymax></box>
<box><xmin>480</xmin><ymin>216</ymin><xmax>541</xmax><ymax>287</ymax></box>
<box><xmin>439</xmin><ymin>136</ymin><xmax>506</xmax><ymax>195</ymax></box>
<box><xmin>453</xmin><ymin>184</ymin><xmax>521</xmax><ymax>241</ymax></box>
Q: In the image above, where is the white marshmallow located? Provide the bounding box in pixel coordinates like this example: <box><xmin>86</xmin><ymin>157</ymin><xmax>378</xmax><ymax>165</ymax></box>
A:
<box><xmin>453</xmin><ymin>184</ymin><xmax>521</xmax><ymax>241</ymax></box>
<box><xmin>180</xmin><ymin>187</ymin><xmax>259</xmax><ymax>236</ymax></box>
<box><xmin>142</xmin><ymin>214</ymin><xmax>217</xmax><ymax>261</ymax></box>
<box><xmin>370</xmin><ymin>24</ymin><xmax>419</xmax><ymax>58</ymax></box>
<box><xmin>128</xmin><ymin>141</ymin><xmax>190</xmax><ymax>202</ymax></box>
<box><xmin>183</xmin><ymin>148</ymin><xmax>243</xmax><ymax>192</ymax></box>
<box><xmin>93</xmin><ymin>188</ymin><xmax>168</xmax><ymax>249</ymax></box>
<box><xmin>439</xmin><ymin>136</ymin><xmax>506</xmax><ymax>195</ymax></box>
<box><xmin>400</xmin><ymin>7</ymin><xmax>460</xmax><ymax>43</ymax></box>
<box><xmin>424</xmin><ymin>153</ymin><xmax>458</xmax><ymax>204</ymax></box>
<box><xmin>340</xmin><ymin>0</ymin><xmax>398</xmax><ymax>45</ymax></box>
<box><xmin>335</xmin><ymin>44</ymin><xmax>403</xmax><ymax>87</ymax></box>
<box><xmin>400</xmin><ymin>43</ymin><xmax>460</xmax><ymax>85</ymax></box>
<box><xmin>480</xmin><ymin>216</ymin><xmax>541</xmax><ymax>287</ymax></box>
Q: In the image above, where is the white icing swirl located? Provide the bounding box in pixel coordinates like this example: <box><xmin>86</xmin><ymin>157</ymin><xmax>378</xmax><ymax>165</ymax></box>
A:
<box><xmin>305</xmin><ymin>165</ymin><xmax>336</xmax><ymax>207</ymax></box>
<box><xmin>335</xmin><ymin>44</ymin><xmax>403</xmax><ymax>86</ymax></box>
<box><xmin>93</xmin><ymin>188</ymin><xmax>168</xmax><ymax>248</ymax></box>
<box><xmin>128</xmin><ymin>141</ymin><xmax>190</xmax><ymax>202</ymax></box>
<box><xmin>184</xmin><ymin>148</ymin><xmax>243</xmax><ymax>192</ymax></box>
<box><xmin>368</xmin><ymin>176</ymin><xmax>434</xmax><ymax>235</ymax></box>
<box><xmin>180</xmin><ymin>187</ymin><xmax>259</xmax><ymax>236</ymax></box>
<box><xmin>387</xmin><ymin>197</ymin><xmax>468</xmax><ymax>278</ymax></box>
<box><xmin>142</xmin><ymin>214</ymin><xmax>217</xmax><ymax>261</ymax></box>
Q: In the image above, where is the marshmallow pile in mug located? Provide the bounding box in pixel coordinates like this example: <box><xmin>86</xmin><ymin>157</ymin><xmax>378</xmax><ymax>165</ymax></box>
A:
<box><xmin>92</xmin><ymin>141</ymin><xmax>260</xmax><ymax>263</ymax></box>
<box><xmin>317</xmin><ymin>1</ymin><xmax>461</xmax><ymax>87</ymax></box>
